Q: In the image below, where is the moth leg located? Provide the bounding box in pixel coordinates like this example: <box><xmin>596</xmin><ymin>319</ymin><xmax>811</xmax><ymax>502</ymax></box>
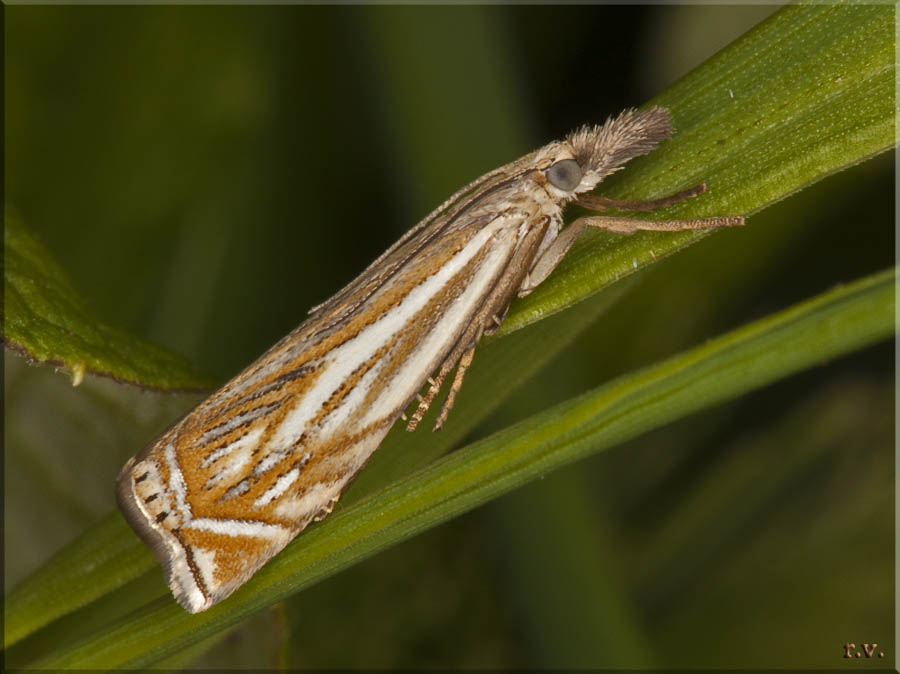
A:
<box><xmin>313</xmin><ymin>495</ymin><xmax>341</xmax><ymax>522</ymax></box>
<box><xmin>428</xmin><ymin>237</ymin><xmax>539</xmax><ymax>426</ymax></box>
<box><xmin>574</xmin><ymin>182</ymin><xmax>743</xmax><ymax>234</ymax></box>
<box><xmin>518</xmin><ymin>220</ymin><xmax>588</xmax><ymax>297</ymax></box>
<box><xmin>407</xmin><ymin>289</ymin><xmax>506</xmax><ymax>431</ymax></box>
<box><xmin>484</xmin><ymin>306</ymin><xmax>509</xmax><ymax>336</ymax></box>
<box><xmin>409</xmin><ymin>218</ymin><xmax>551</xmax><ymax>431</ymax></box>
<box><xmin>574</xmin><ymin>214</ymin><xmax>744</xmax><ymax>235</ymax></box>
<box><xmin>576</xmin><ymin>183</ymin><xmax>708</xmax><ymax>213</ymax></box>
<box><xmin>406</xmin><ymin>321</ymin><xmax>484</xmax><ymax>432</ymax></box>
<box><xmin>433</xmin><ymin>344</ymin><xmax>476</xmax><ymax>432</ymax></box>
<box><xmin>406</xmin><ymin>358</ymin><xmax>456</xmax><ymax>432</ymax></box>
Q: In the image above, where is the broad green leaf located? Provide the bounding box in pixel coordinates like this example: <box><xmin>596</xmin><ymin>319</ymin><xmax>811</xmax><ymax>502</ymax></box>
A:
<box><xmin>26</xmin><ymin>267</ymin><xmax>894</xmax><ymax>669</ymax></box>
<box><xmin>3</xmin><ymin>215</ymin><xmax>214</xmax><ymax>391</ymax></box>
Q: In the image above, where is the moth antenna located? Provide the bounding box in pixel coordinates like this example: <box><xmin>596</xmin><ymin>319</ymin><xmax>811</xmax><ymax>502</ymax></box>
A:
<box><xmin>567</xmin><ymin>106</ymin><xmax>673</xmax><ymax>181</ymax></box>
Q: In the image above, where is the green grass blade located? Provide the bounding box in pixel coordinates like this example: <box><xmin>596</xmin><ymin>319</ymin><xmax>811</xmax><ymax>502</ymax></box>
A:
<box><xmin>2</xmin><ymin>512</ymin><xmax>154</xmax><ymax>649</ymax></box>
<box><xmin>27</xmin><ymin>267</ymin><xmax>894</xmax><ymax>669</ymax></box>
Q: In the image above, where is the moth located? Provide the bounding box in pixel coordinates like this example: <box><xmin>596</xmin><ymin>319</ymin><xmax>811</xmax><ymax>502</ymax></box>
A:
<box><xmin>117</xmin><ymin>106</ymin><xmax>744</xmax><ymax>613</ymax></box>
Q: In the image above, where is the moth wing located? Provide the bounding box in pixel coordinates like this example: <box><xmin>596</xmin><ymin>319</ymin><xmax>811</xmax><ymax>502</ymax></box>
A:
<box><xmin>306</xmin><ymin>160</ymin><xmax>515</xmax><ymax>319</ymax></box>
<box><xmin>117</xmin><ymin>209</ymin><xmax>532</xmax><ymax>612</ymax></box>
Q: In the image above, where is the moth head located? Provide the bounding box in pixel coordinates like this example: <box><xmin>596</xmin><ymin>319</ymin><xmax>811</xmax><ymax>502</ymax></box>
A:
<box><xmin>547</xmin><ymin>106</ymin><xmax>674</xmax><ymax>196</ymax></box>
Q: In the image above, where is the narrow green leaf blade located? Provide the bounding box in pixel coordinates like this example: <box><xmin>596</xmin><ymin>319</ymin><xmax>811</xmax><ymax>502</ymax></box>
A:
<box><xmin>2</xmin><ymin>512</ymin><xmax>154</xmax><ymax>649</ymax></box>
<box><xmin>29</xmin><ymin>267</ymin><xmax>894</xmax><ymax>669</ymax></box>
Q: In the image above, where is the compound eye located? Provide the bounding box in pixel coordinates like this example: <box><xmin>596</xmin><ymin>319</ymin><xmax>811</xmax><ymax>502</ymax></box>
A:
<box><xmin>545</xmin><ymin>159</ymin><xmax>583</xmax><ymax>191</ymax></box>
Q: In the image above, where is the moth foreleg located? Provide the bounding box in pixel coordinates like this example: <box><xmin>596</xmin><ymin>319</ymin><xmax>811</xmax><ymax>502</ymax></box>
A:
<box><xmin>574</xmin><ymin>182</ymin><xmax>743</xmax><ymax>234</ymax></box>
<box><xmin>574</xmin><ymin>213</ymin><xmax>744</xmax><ymax>235</ymax></box>
<box><xmin>518</xmin><ymin>220</ymin><xmax>588</xmax><ymax>298</ymax></box>
<box><xmin>576</xmin><ymin>183</ymin><xmax>708</xmax><ymax>213</ymax></box>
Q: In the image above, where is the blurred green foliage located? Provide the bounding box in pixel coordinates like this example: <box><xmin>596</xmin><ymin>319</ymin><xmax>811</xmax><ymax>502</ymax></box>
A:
<box><xmin>4</xmin><ymin>215</ymin><xmax>214</xmax><ymax>389</ymax></box>
<box><xmin>5</xmin><ymin>4</ymin><xmax>893</xmax><ymax>669</ymax></box>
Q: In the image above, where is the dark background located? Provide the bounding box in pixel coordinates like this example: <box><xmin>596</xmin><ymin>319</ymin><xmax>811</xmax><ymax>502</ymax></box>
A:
<box><xmin>6</xmin><ymin>5</ymin><xmax>893</xmax><ymax>669</ymax></box>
